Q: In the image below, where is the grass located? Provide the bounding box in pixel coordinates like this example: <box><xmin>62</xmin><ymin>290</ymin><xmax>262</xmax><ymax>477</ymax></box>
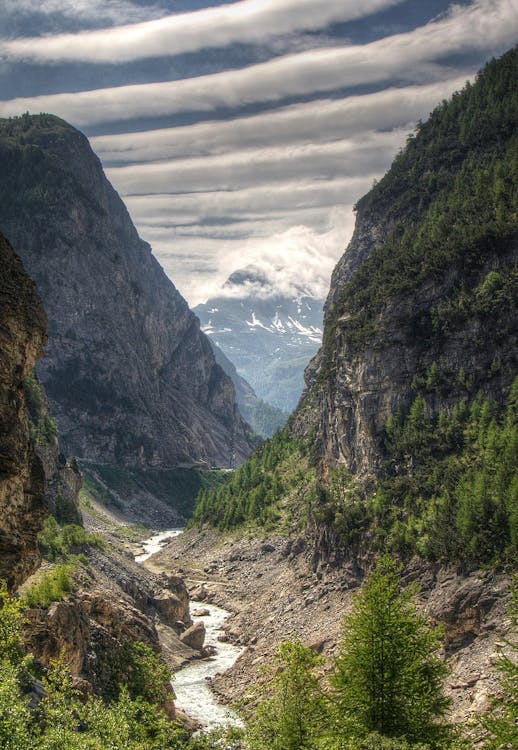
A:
<box><xmin>23</xmin><ymin>563</ymin><xmax>76</xmax><ymax>608</ymax></box>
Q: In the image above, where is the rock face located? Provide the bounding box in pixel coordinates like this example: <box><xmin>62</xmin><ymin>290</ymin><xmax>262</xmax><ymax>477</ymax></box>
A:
<box><xmin>0</xmin><ymin>114</ymin><xmax>254</xmax><ymax>469</ymax></box>
<box><xmin>292</xmin><ymin>50</ymin><xmax>518</xmax><ymax>477</ymax></box>
<box><xmin>24</xmin><ymin>542</ymin><xmax>195</xmax><ymax>694</ymax></box>
<box><xmin>0</xmin><ymin>231</ymin><xmax>47</xmax><ymax>588</ymax></box>
<box><xmin>24</xmin><ymin>372</ymin><xmax>82</xmax><ymax>525</ymax></box>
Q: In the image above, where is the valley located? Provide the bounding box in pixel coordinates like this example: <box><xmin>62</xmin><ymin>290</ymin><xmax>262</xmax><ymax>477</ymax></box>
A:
<box><xmin>0</xmin><ymin>36</ymin><xmax>517</xmax><ymax>750</ymax></box>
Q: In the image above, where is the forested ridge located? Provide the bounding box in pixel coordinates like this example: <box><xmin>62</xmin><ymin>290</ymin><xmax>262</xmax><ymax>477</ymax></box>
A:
<box><xmin>191</xmin><ymin>48</ymin><xmax>518</xmax><ymax>568</ymax></box>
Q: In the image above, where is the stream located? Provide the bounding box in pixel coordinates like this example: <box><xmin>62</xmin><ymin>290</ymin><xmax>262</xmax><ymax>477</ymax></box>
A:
<box><xmin>135</xmin><ymin>530</ymin><xmax>244</xmax><ymax>731</ymax></box>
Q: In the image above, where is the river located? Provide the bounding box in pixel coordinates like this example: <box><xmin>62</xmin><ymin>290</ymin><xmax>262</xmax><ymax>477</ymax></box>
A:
<box><xmin>135</xmin><ymin>530</ymin><xmax>244</xmax><ymax>731</ymax></box>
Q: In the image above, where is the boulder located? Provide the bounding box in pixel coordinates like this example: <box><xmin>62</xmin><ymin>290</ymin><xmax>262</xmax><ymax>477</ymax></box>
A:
<box><xmin>180</xmin><ymin>622</ymin><xmax>206</xmax><ymax>650</ymax></box>
<box><xmin>192</xmin><ymin>607</ymin><xmax>210</xmax><ymax>617</ymax></box>
<box><xmin>154</xmin><ymin>590</ymin><xmax>188</xmax><ymax>628</ymax></box>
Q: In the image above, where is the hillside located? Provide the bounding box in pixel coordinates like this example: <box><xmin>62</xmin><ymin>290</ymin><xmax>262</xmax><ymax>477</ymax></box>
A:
<box><xmin>0</xmin><ymin>115</ymin><xmax>254</xmax><ymax>480</ymax></box>
<box><xmin>209</xmin><ymin>341</ymin><xmax>287</xmax><ymax>438</ymax></box>
<box><xmin>0</xmin><ymin>230</ymin><xmax>47</xmax><ymax>588</ymax></box>
<box><xmin>192</xmin><ymin>48</ymin><xmax>518</xmax><ymax>565</ymax></box>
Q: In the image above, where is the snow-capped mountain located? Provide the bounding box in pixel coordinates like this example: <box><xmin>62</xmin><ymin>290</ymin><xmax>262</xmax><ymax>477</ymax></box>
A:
<box><xmin>194</xmin><ymin>266</ymin><xmax>324</xmax><ymax>413</ymax></box>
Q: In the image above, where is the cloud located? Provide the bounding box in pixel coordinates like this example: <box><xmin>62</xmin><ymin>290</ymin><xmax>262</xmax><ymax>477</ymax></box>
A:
<box><xmin>124</xmin><ymin>176</ymin><xmax>376</xmax><ymax>225</ymax></box>
<box><xmin>1</xmin><ymin>1</ymin><xmax>515</xmax><ymax>127</ymax></box>
<box><xmin>1</xmin><ymin>0</ymin><xmax>164</xmax><ymax>25</ymax></box>
<box><xmin>105</xmin><ymin>129</ymin><xmax>408</xmax><ymax>196</ymax></box>
<box><xmin>1</xmin><ymin>0</ymin><xmax>404</xmax><ymax>63</ymax></box>
<box><xmin>91</xmin><ymin>77</ymin><xmax>468</xmax><ymax>164</ymax></box>
<box><xmin>148</xmin><ymin>208</ymin><xmax>357</xmax><ymax>305</ymax></box>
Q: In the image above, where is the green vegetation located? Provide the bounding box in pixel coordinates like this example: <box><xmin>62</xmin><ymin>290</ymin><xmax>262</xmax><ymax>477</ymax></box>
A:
<box><xmin>22</xmin><ymin>563</ymin><xmax>75</xmax><ymax>608</ymax></box>
<box><xmin>246</xmin><ymin>558</ymin><xmax>454</xmax><ymax>750</ymax></box>
<box><xmin>331</xmin><ymin>557</ymin><xmax>450</xmax><ymax>747</ymax></box>
<box><xmin>247</xmin><ymin>641</ymin><xmax>326</xmax><ymax>750</ymax></box>
<box><xmin>322</xmin><ymin>48</ymin><xmax>518</xmax><ymax>362</ymax></box>
<box><xmin>240</xmin><ymin>398</ymin><xmax>288</xmax><ymax>439</ymax></box>
<box><xmin>83</xmin><ymin>463</ymin><xmax>227</xmax><ymax>521</ymax></box>
<box><xmin>23</xmin><ymin>372</ymin><xmax>58</xmax><ymax>446</ymax></box>
<box><xmin>193</xmin><ymin>377</ymin><xmax>517</xmax><ymax>565</ymax></box>
<box><xmin>378</xmin><ymin>380</ymin><xmax>518</xmax><ymax>563</ymax></box>
<box><xmin>37</xmin><ymin>516</ymin><xmax>105</xmax><ymax>561</ymax></box>
<box><xmin>22</xmin><ymin>518</ymin><xmax>106</xmax><ymax>609</ymax></box>
<box><xmin>0</xmin><ymin>584</ymin><xmax>189</xmax><ymax>749</ymax></box>
<box><xmin>481</xmin><ymin>579</ymin><xmax>518</xmax><ymax>749</ymax></box>
<box><xmin>190</xmin><ymin>430</ymin><xmax>314</xmax><ymax>532</ymax></box>
<box><xmin>314</xmin><ymin>378</ymin><xmax>518</xmax><ymax>564</ymax></box>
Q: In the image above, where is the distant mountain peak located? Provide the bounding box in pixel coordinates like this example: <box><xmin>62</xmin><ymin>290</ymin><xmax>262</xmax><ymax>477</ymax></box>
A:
<box><xmin>195</xmin><ymin>266</ymin><xmax>324</xmax><ymax>412</ymax></box>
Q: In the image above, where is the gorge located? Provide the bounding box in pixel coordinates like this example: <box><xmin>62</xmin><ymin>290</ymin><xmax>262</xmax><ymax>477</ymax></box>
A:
<box><xmin>0</xmin><ymin>42</ymin><xmax>517</xmax><ymax>750</ymax></box>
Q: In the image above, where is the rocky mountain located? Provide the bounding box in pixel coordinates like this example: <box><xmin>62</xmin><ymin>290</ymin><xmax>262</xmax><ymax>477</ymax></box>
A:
<box><xmin>0</xmin><ymin>230</ymin><xmax>47</xmax><ymax>588</ymax></box>
<box><xmin>0</xmin><ymin>114</ymin><xmax>254</xmax><ymax>478</ymax></box>
<box><xmin>195</xmin><ymin>48</ymin><xmax>518</xmax><ymax>566</ymax></box>
<box><xmin>209</xmin><ymin>341</ymin><xmax>287</xmax><ymax>438</ymax></box>
<box><xmin>170</xmin><ymin>49</ymin><xmax>518</xmax><ymax>724</ymax></box>
<box><xmin>194</xmin><ymin>265</ymin><xmax>324</xmax><ymax>414</ymax></box>
<box><xmin>0</xmin><ymin>231</ymin><xmax>203</xmax><ymax>713</ymax></box>
<box><xmin>292</xmin><ymin>47</ymin><xmax>518</xmax><ymax>486</ymax></box>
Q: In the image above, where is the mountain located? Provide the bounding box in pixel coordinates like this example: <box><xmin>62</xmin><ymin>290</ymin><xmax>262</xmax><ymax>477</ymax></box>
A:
<box><xmin>193</xmin><ymin>47</ymin><xmax>518</xmax><ymax>565</ymax></box>
<box><xmin>0</xmin><ymin>230</ymin><xmax>47</xmax><ymax>588</ymax></box>
<box><xmin>194</xmin><ymin>265</ymin><xmax>324</xmax><ymax>413</ymax></box>
<box><xmin>209</xmin><ymin>341</ymin><xmax>287</xmax><ymax>438</ymax></box>
<box><xmin>181</xmin><ymin>48</ymin><xmax>518</xmax><ymax>723</ymax></box>
<box><xmin>0</xmin><ymin>115</ymin><xmax>254</xmax><ymax>481</ymax></box>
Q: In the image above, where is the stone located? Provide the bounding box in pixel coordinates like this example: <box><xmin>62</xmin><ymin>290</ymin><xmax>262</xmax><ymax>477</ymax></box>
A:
<box><xmin>0</xmin><ymin>115</ymin><xmax>254</xmax><ymax>500</ymax></box>
<box><xmin>180</xmin><ymin>622</ymin><xmax>206</xmax><ymax>650</ymax></box>
<box><xmin>193</xmin><ymin>608</ymin><xmax>210</xmax><ymax>617</ymax></box>
<box><xmin>154</xmin><ymin>591</ymin><xmax>188</xmax><ymax>628</ymax></box>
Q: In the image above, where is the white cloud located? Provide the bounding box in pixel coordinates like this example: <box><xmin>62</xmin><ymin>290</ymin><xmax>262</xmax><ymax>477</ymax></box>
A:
<box><xmin>149</xmin><ymin>208</ymin><xmax>356</xmax><ymax>305</ymax></box>
<box><xmin>1</xmin><ymin>0</ymin><xmax>404</xmax><ymax>63</ymax></box>
<box><xmin>106</xmin><ymin>129</ymin><xmax>408</xmax><ymax>196</ymax></box>
<box><xmin>1</xmin><ymin>0</ymin><xmax>165</xmax><ymax>25</ymax></box>
<box><xmin>124</xmin><ymin>176</ymin><xmax>375</xmax><ymax>224</ymax></box>
<box><xmin>1</xmin><ymin>1</ymin><xmax>515</xmax><ymax>127</ymax></box>
<box><xmin>91</xmin><ymin>77</ymin><xmax>468</xmax><ymax>164</ymax></box>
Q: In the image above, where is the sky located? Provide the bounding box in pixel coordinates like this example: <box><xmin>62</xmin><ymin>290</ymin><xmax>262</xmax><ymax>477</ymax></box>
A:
<box><xmin>1</xmin><ymin>1</ymin><xmax>517</xmax><ymax>305</ymax></box>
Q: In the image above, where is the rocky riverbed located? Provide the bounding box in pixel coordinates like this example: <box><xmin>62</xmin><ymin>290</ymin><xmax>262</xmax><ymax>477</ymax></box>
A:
<box><xmin>146</xmin><ymin>527</ymin><xmax>513</xmax><ymax>724</ymax></box>
<box><xmin>136</xmin><ymin>530</ymin><xmax>244</xmax><ymax>730</ymax></box>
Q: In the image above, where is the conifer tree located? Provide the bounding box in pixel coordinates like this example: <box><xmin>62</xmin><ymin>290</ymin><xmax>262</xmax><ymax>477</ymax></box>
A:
<box><xmin>331</xmin><ymin>556</ymin><xmax>451</xmax><ymax>747</ymax></box>
<box><xmin>482</xmin><ymin>580</ymin><xmax>518</xmax><ymax>749</ymax></box>
<box><xmin>247</xmin><ymin>640</ymin><xmax>327</xmax><ymax>750</ymax></box>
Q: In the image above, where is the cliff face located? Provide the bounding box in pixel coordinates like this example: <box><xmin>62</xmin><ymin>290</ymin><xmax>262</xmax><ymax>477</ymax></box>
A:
<box><xmin>0</xmin><ymin>114</ymin><xmax>253</xmax><ymax>469</ymax></box>
<box><xmin>0</xmin><ymin>231</ymin><xmax>47</xmax><ymax>588</ymax></box>
<box><xmin>293</xmin><ymin>48</ymin><xmax>518</xmax><ymax>479</ymax></box>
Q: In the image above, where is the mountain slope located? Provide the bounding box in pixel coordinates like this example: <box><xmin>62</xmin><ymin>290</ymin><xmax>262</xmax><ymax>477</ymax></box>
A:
<box><xmin>192</xmin><ymin>47</ymin><xmax>518</xmax><ymax>565</ymax></box>
<box><xmin>194</xmin><ymin>265</ymin><xmax>323</xmax><ymax>413</ymax></box>
<box><xmin>209</xmin><ymin>341</ymin><xmax>287</xmax><ymax>438</ymax></box>
<box><xmin>0</xmin><ymin>114</ymin><xmax>254</xmax><ymax>472</ymax></box>
<box><xmin>0</xmin><ymin>230</ymin><xmax>47</xmax><ymax>588</ymax></box>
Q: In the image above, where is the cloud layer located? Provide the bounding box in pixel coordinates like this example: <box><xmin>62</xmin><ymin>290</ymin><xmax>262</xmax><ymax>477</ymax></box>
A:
<box><xmin>1</xmin><ymin>1</ymin><xmax>517</xmax><ymax>305</ymax></box>
<box><xmin>2</xmin><ymin>0</ymin><xmax>404</xmax><ymax>62</ymax></box>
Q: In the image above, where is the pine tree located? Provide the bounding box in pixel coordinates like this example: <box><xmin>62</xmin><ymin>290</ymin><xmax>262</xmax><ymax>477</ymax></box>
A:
<box><xmin>482</xmin><ymin>580</ymin><xmax>518</xmax><ymax>749</ymax></box>
<box><xmin>331</xmin><ymin>556</ymin><xmax>451</xmax><ymax>747</ymax></box>
<box><xmin>247</xmin><ymin>640</ymin><xmax>327</xmax><ymax>750</ymax></box>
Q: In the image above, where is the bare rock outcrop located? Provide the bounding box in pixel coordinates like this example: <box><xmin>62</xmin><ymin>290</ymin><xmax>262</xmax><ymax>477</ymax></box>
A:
<box><xmin>0</xmin><ymin>231</ymin><xmax>47</xmax><ymax>588</ymax></box>
<box><xmin>24</xmin><ymin>544</ymin><xmax>197</xmax><ymax>695</ymax></box>
<box><xmin>0</xmin><ymin>114</ymin><xmax>254</xmax><ymax>475</ymax></box>
<box><xmin>180</xmin><ymin>621</ymin><xmax>206</xmax><ymax>650</ymax></box>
